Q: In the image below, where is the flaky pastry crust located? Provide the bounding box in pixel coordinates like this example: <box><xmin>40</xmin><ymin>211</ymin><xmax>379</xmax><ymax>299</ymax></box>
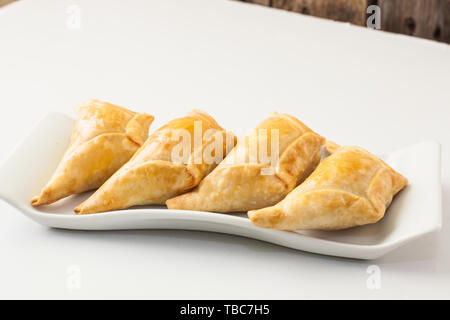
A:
<box><xmin>74</xmin><ymin>109</ymin><xmax>236</xmax><ymax>214</ymax></box>
<box><xmin>31</xmin><ymin>99</ymin><xmax>154</xmax><ymax>206</ymax></box>
<box><xmin>166</xmin><ymin>112</ymin><xmax>325</xmax><ymax>212</ymax></box>
<box><xmin>248</xmin><ymin>146</ymin><xmax>408</xmax><ymax>230</ymax></box>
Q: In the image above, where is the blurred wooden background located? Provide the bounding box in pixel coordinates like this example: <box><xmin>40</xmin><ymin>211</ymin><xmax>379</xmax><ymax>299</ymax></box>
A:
<box><xmin>238</xmin><ymin>0</ymin><xmax>450</xmax><ymax>43</ymax></box>
<box><xmin>0</xmin><ymin>0</ymin><xmax>15</xmax><ymax>7</ymax></box>
<box><xmin>1</xmin><ymin>0</ymin><xmax>448</xmax><ymax>43</ymax></box>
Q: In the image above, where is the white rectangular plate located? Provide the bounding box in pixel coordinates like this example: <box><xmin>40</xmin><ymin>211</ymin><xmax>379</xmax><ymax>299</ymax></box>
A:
<box><xmin>0</xmin><ymin>113</ymin><xmax>442</xmax><ymax>259</ymax></box>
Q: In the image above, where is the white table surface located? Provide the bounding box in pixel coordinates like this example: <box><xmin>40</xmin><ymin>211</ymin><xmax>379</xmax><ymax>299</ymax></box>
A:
<box><xmin>0</xmin><ymin>0</ymin><xmax>449</xmax><ymax>299</ymax></box>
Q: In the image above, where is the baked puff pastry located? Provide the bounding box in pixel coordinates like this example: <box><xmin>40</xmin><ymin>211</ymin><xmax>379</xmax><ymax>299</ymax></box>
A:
<box><xmin>248</xmin><ymin>146</ymin><xmax>408</xmax><ymax>231</ymax></box>
<box><xmin>31</xmin><ymin>99</ymin><xmax>154</xmax><ymax>206</ymax></box>
<box><xmin>74</xmin><ymin>110</ymin><xmax>236</xmax><ymax>214</ymax></box>
<box><xmin>166</xmin><ymin>112</ymin><xmax>325</xmax><ymax>212</ymax></box>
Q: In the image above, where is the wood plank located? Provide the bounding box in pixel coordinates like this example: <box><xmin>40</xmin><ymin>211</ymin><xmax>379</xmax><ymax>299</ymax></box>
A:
<box><xmin>379</xmin><ymin>0</ymin><xmax>450</xmax><ymax>43</ymax></box>
<box><xmin>271</xmin><ymin>0</ymin><xmax>370</xmax><ymax>26</ymax></box>
<box><xmin>243</xmin><ymin>0</ymin><xmax>271</xmax><ymax>5</ymax></box>
<box><xmin>0</xmin><ymin>0</ymin><xmax>16</xmax><ymax>8</ymax></box>
<box><xmin>239</xmin><ymin>0</ymin><xmax>449</xmax><ymax>43</ymax></box>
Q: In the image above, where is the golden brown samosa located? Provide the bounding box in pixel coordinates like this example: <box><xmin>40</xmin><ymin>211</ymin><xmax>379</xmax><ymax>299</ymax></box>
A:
<box><xmin>248</xmin><ymin>146</ymin><xmax>408</xmax><ymax>230</ymax></box>
<box><xmin>166</xmin><ymin>112</ymin><xmax>325</xmax><ymax>212</ymax></box>
<box><xmin>31</xmin><ymin>99</ymin><xmax>154</xmax><ymax>206</ymax></box>
<box><xmin>74</xmin><ymin>109</ymin><xmax>236</xmax><ymax>214</ymax></box>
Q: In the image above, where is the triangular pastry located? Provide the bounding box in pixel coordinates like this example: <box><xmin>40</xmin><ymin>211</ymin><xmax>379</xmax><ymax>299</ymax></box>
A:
<box><xmin>248</xmin><ymin>146</ymin><xmax>408</xmax><ymax>230</ymax></box>
<box><xmin>166</xmin><ymin>112</ymin><xmax>325</xmax><ymax>212</ymax></box>
<box><xmin>31</xmin><ymin>99</ymin><xmax>154</xmax><ymax>206</ymax></box>
<box><xmin>74</xmin><ymin>110</ymin><xmax>236</xmax><ymax>214</ymax></box>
